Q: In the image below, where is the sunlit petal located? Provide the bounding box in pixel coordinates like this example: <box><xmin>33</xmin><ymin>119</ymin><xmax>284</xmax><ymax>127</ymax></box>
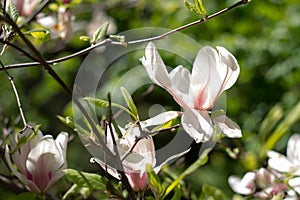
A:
<box><xmin>181</xmin><ymin>109</ymin><xmax>213</xmax><ymax>143</ymax></box>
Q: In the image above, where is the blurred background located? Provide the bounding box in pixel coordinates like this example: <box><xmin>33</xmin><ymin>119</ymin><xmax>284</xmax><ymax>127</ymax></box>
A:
<box><xmin>0</xmin><ymin>0</ymin><xmax>299</xmax><ymax>198</ymax></box>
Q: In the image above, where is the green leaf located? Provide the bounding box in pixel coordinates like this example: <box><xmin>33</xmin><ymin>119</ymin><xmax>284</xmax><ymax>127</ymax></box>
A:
<box><xmin>120</xmin><ymin>87</ymin><xmax>139</xmax><ymax>120</ymax></box>
<box><xmin>79</xmin><ymin>36</ymin><xmax>91</xmax><ymax>42</ymax></box>
<box><xmin>262</xmin><ymin>100</ymin><xmax>300</xmax><ymax>158</ymax></box>
<box><xmin>171</xmin><ymin>185</ymin><xmax>181</xmax><ymax>200</ymax></box>
<box><xmin>194</xmin><ymin>0</ymin><xmax>207</xmax><ymax>19</ymax></box>
<box><xmin>199</xmin><ymin>184</ymin><xmax>227</xmax><ymax>200</ymax></box>
<box><xmin>65</xmin><ymin>169</ymin><xmax>107</xmax><ymax>191</ymax></box>
<box><xmin>24</xmin><ymin>28</ymin><xmax>50</xmax><ymax>41</ymax></box>
<box><xmin>163</xmin><ymin>148</ymin><xmax>210</xmax><ymax>198</ymax></box>
<box><xmin>83</xmin><ymin>97</ymin><xmax>136</xmax><ymax>119</ymax></box>
<box><xmin>146</xmin><ymin>164</ymin><xmax>165</xmax><ymax>199</ymax></box>
<box><xmin>258</xmin><ymin>104</ymin><xmax>283</xmax><ymax>144</ymax></box>
<box><xmin>63</xmin><ymin>184</ymin><xmax>79</xmax><ymax>200</ymax></box>
<box><xmin>14</xmin><ymin>192</ymin><xmax>37</xmax><ymax>200</ymax></box>
<box><xmin>6</xmin><ymin>0</ymin><xmax>19</xmax><ymax>22</ymax></box>
<box><xmin>184</xmin><ymin>0</ymin><xmax>207</xmax><ymax>19</ymax></box>
<box><xmin>57</xmin><ymin>115</ymin><xmax>75</xmax><ymax>129</ymax></box>
<box><xmin>91</xmin><ymin>22</ymin><xmax>109</xmax><ymax>45</ymax></box>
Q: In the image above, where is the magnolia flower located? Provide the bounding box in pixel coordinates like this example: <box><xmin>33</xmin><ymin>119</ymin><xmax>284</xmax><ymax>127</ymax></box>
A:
<box><xmin>15</xmin><ymin>0</ymin><xmax>40</xmax><ymax>17</ymax></box>
<box><xmin>37</xmin><ymin>6</ymin><xmax>73</xmax><ymax>41</ymax></box>
<box><xmin>91</xmin><ymin>111</ymin><xmax>188</xmax><ymax>191</ymax></box>
<box><xmin>141</xmin><ymin>42</ymin><xmax>241</xmax><ymax>143</ymax></box>
<box><xmin>5</xmin><ymin>129</ymin><xmax>68</xmax><ymax>193</ymax></box>
<box><xmin>268</xmin><ymin>134</ymin><xmax>300</xmax><ymax>175</ymax></box>
<box><xmin>228</xmin><ymin>168</ymin><xmax>290</xmax><ymax>199</ymax></box>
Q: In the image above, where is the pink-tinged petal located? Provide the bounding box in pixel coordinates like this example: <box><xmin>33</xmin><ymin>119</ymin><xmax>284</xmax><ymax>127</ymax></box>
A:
<box><xmin>228</xmin><ymin>172</ymin><xmax>256</xmax><ymax>195</ymax></box>
<box><xmin>26</xmin><ymin>135</ymin><xmax>65</xmax><ymax>192</ymax></box>
<box><xmin>5</xmin><ymin>145</ymin><xmax>41</xmax><ymax>193</ymax></box>
<box><xmin>141</xmin><ymin>42</ymin><xmax>172</xmax><ymax>88</ymax></box>
<box><xmin>287</xmin><ymin>134</ymin><xmax>300</xmax><ymax>163</ymax></box>
<box><xmin>141</xmin><ymin>111</ymin><xmax>181</xmax><ymax>127</ymax></box>
<box><xmin>125</xmin><ymin>169</ymin><xmax>149</xmax><ymax>191</ymax></box>
<box><xmin>12</xmin><ymin>130</ymin><xmax>43</xmax><ymax>175</ymax></box>
<box><xmin>267</xmin><ymin>151</ymin><xmax>293</xmax><ymax>173</ymax></box>
<box><xmin>216</xmin><ymin>46</ymin><xmax>240</xmax><ymax>91</ymax></box>
<box><xmin>213</xmin><ymin>113</ymin><xmax>242</xmax><ymax>138</ymax></box>
<box><xmin>181</xmin><ymin>109</ymin><xmax>213</xmax><ymax>143</ymax></box>
<box><xmin>190</xmin><ymin>46</ymin><xmax>225</xmax><ymax>110</ymax></box>
<box><xmin>169</xmin><ymin>65</ymin><xmax>191</xmax><ymax>107</ymax></box>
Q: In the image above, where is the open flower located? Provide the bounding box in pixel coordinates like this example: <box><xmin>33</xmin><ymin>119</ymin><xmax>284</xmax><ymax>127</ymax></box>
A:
<box><xmin>91</xmin><ymin>111</ymin><xmax>188</xmax><ymax>191</ymax></box>
<box><xmin>5</xmin><ymin>129</ymin><xmax>68</xmax><ymax>193</ymax></box>
<box><xmin>228</xmin><ymin>168</ymin><xmax>290</xmax><ymax>199</ymax></box>
<box><xmin>15</xmin><ymin>0</ymin><xmax>40</xmax><ymax>17</ymax></box>
<box><xmin>141</xmin><ymin>42</ymin><xmax>241</xmax><ymax>143</ymax></box>
<box><xmin>268</xmin><ymin>134</ymin><xmax>300</xmax><ymax>175</ymax></box>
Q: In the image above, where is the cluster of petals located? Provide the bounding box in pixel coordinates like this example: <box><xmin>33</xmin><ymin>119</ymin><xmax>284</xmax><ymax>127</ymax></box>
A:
<box><xmin>229</xmin><ymin>134</ymin><xmax>300</xmax><ymax>199</ymax></box>
<box><xmin>5</xmin><ymin>129</ymin><xmax>68</xmax><ymax>193</ymax></box>
<box><xmin>141</xmin><ymin>42</ymin><xmax>241</xmax><ymax>143</ymax></box>
<box><xmin>92</xmin><ymin>111</ymin><xmax>188</xmax><ymax>191</ymax></box>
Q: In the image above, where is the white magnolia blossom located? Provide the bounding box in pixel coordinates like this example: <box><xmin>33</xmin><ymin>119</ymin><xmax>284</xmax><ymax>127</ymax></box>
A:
<box><xmin>5</xmin><ymin>129</ymin><xmax>68</xmax><ymax>193</ymax></box>
<box><xmin>141</xmin><ymin>42</ymin><xmax>241</xmax><ymax>143</ymax></box>
<box><xmin>91</xmin><ymin>111</ymin><xmax>189</xmax><ymax>191</ymax></box>
<box><xmin>228</xmin><ymin>168</ymin><xmax>292</xmax><ymax>199</ymax></box>
<box><xmin>15</xmin><ymin>0</ymin><xmax>40</xmax><ymax>17</ymax></box>
<box><xmin>268</xmin><ymin>134</ymin><xmax>300</xmax><ymax>175</ymax></box>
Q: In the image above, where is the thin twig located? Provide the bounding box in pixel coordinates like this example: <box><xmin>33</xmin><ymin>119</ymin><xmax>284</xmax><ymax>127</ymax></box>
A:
<box><xmin>0</xmin><ymin>60</ymin><xmax>27</xmax><ymax>126</ymax></box>
<box><xmin>107</xmin><ymin>94</ymin><xmax>136</xmax><ymax>199</ymax></box>
<box><xmin>0</xmin><ymin>14</ymin><xmax>116</xmax><ymax>160</ymax></box>
<box><xmin>1</xmin><ymin>0</ymin><xmax>249</xmax><ymax>71</ymax></box>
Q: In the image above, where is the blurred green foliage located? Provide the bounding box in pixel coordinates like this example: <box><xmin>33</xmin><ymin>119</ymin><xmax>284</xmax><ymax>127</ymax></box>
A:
<box><xmin>0</xmin><ymin>0</ymin><xmax>300</xmax><ymax>199</ymax></box>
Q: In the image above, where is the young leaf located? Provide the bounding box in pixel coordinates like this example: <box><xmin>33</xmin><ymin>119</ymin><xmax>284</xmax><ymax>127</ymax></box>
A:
<box><xmin>171</xmin><ymin>185</ymin><xmax>182</xmax><ymax>200</ymax></box>
<box><xmin>64</xmin><ymin>169</ymin><xmax>107</xmax><ymax>190</ymax></box>
<box><xmin>91</xmin><ymin>22</ymin><xmax>109</xmax><ymax>45</ymax></box>
<box><xmin>146</xmin><ymin>164</ymin><xmax>165</xmax><ymax>199</ymax></box>
<box><xmin>24</xmin><ymin>28</ymin><xmax>50</xmax><ymax>41</ymax></box>
<box><xmin>184</xmin><ymin>0</ymin><xmax>207</xmax><ymax>19</ymax></box>
<box><xmin>120</xmin><ymin>87</ymin><xmax>139</xmax><ymax>120</ymax></box>
<box><xmin>83</xmin><ymin>97</ymin><xmax>135</xmax><ymax>118</ymax></box>
<box><xmin>199</xmin><ymin>184</ymin><xmax>227</xmax><ymax>200</ymax></box>
<box><xmin>6</xmin><ymin>0</ymin><xmax>19</xmax><ymax>22</ymax></box>
<box><xmin>163</xmin><ymin>148</ymin><xmax>210</xmax><ymax>198</ymax></box>
<box><xmin>194</xmin><ymin>0</ymin><xmax>207</xmax><ymax>19</ymax></box>
<box><xmin>57</xmin><ymin>115</ymin><xmax>75</xmax><ymax>129</ymax></box>
<box><xmin>79</xmin><ymin>36</ymin><xmax>91</xmax><ymax>42</ymax></box>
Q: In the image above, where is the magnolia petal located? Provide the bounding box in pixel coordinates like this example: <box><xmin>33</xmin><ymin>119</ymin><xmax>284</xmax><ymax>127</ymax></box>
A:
<box><xmin>26</xmin><ymin>135</ymin><xmax>65</xmax><ymax>192</ymax></box>
<box><xmin>190</xmin><ymin>46</ymin><xmax>225</xmax><ymax>110</ymax></box>
<box><xmin>125</xmin><ymin>169</ymin><xmax>149</xmax><ymax>191</ymax></box>
<box><xmin>289</xmin><ymin>177</ymin><xmax>300</xmax><ymax>194</ymax></box>
<box><xmin>213</xmin><ymin>114</ymin><xmax>242</xmax><ymax>138</ymax></box>
<box><xmin>12</xmin><ymin>130</ymin><xmax>43</xmax><ymax>175</ymax></box>
<box><xmin>267</xmin><ymin>151</ymin><xmax>293</xmax><ymax>173</ymax></box>
<box><xmin>287</xmin><ymin>134</ymin><xmax>300</xmax><ymax>163</ymax></box>
<box><xmin>154</xmin><ymin>147</ymin><xmax>190</xmax><ymax>174</ymax></box>
<box><xmin>141</xmin><ymin>42</ymin><xmax>172</xmax><ymax>88</ymax></box>
<box><xmin>169</xmin><ymin>65</ymin><xmax>191</xmax><ymax>107</ymax></box>
<box><xmin>228</xmin><ymin>172</ymin><xmax>256</xmax><ymax>195</ymax></box>
<box><xmin>216</xmin><ymin>46</ymin><xmax>240</xmax><ymax>91</ymax></box>
<box><xmin>91</xmin><ymin>157</ymin><xmax>120</xmax><ymax>179</ymax></box>
<box><xmin>5</xmin><ymin>145</ymin><xmax>41</xmax><ymax>193</ymax></box>
<box><xmin>181</xmin><ymin>109</ymin><xmax>213</xmax><ymax>143</ymax></box>
<box><xmin>141</xmin><ymin>111</ymin><xmax>181</xmax><ymax>127</ymax></box>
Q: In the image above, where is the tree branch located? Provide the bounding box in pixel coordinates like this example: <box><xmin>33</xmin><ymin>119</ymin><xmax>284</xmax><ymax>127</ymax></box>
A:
<box><xmin>1</xmin><ymin>0</ymin><xmax>249</xmax><ymax>71</ymax></box>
